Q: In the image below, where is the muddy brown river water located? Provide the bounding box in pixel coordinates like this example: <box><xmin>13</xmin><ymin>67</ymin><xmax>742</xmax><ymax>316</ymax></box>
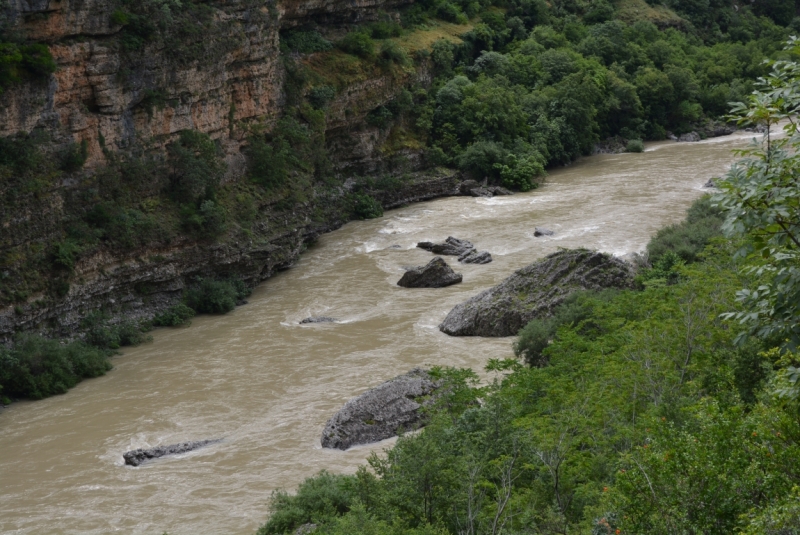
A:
<box><xmin>0</xmin><ymin>132</ymin><xmax>761</xmax><ymax>534</ymax></box>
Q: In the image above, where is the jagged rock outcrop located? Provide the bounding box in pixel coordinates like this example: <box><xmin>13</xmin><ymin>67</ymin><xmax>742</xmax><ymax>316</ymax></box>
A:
<box><xmin>417</xmin><ymin>237</ymin><xmax>492</xmax><ymax>264</ymax></box>
<box><xmin>439</xmin><ymin>249</ymin><xmax>636</xmax><ymax>337</ymax></box>
<box><xmin>321</xmin><ymin>368</ymin><xmax>441</xmax><ymax>450</ymax></box>
<box><xmin>397</xmin><ymin>257</ymin><xmax>463</xmax><ymax>288</ymax></box>
<box><xmin>123</xmin><ymin>439</ymin><xmax>222</xmax><ymax>466</ymax></box>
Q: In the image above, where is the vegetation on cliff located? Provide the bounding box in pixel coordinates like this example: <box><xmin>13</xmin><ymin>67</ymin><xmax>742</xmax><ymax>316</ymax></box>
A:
<box><xmin>255</xmin><ymin>41</ymin><xmax>800</xmax><ymax>535</ymax></box>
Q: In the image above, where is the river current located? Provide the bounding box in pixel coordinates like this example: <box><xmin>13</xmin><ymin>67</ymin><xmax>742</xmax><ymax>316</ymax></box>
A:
<box><xmin>0</xmin><ymin>132</ymin><xmax>760</xmax><ymax>534</ymax></box>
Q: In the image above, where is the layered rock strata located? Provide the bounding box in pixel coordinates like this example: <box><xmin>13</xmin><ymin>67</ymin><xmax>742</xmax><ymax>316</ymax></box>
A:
<box><xmin>321</xmin><ymin>368</ymin><xmax>440</xmax><ymax>450</ymax></box>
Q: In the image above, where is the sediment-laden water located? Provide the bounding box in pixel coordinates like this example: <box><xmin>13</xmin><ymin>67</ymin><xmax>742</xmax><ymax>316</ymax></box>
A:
<box><xmin>0</xmin><ymin>133</ymin><xmax>759</xmax><ymax>534</ymax></box>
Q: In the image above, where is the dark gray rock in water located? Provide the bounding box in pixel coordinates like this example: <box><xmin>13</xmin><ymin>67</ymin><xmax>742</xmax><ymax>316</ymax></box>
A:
<box><xmin>398</xmin><ymin>257</ymin><xmax>463</xmax><ymax>288</ymax></box>
<box><xmin>534</xmin><ymin>227</ymin><xmax>555</xmax><ymax>237</ymax></box>
<box><xmin>703</xmin><ymin>178</ymin><xmax>716</xmax><ymax>188</ymax></box>
<box><xmin>490</xmin><ymin>186</ymin><xmax>514</xmax><ymax>196</ymax></box>
<box><xmin>321</xmin><ymin>368</ymin><xmax>442</xmax><ymax>450</ymax></box>
<box><xmin>418</xmin><ymin>237</ymin><xmax>492</xmax><ymax>264</ymax></box>
<box><xmin>300</xmin><ymin>316</ymin><xmax>337</xmax><ymax>324</ymax></box>
<box><xmin>417</xmin><ymin>236</ymin><xmax>474</xmax><ymax>256</ymax></box>
<box><xmin>459</xmin><ymin>250</ymin><xmax>493</xmax><ymax>264</ymax></box>
<box><xmin>123</xmin><ymin>439</ymin><xmax>221</xmax><ymax>466</ymax></box>
<box><xmin>459</xmin><ymin>179</ymin><xmax>481</xmax><ymax>195</ymax></box>
<box><xmin>678</xmin><ymin>131</ymin><xmax>701</xmax><ymax>142</ymax></box>
<box><xmin>439</xmin><ymin>249</ymin><xmax>636</xmax><ymax>337</ymax></box>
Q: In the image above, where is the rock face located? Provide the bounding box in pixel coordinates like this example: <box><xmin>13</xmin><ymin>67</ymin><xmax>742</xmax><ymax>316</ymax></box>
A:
<box><xmin>300</xmin><ymin>316</ymin><xmax>337</xmax><ymax>324</ymax></box>
<box><xmin>417</xmin><ymin>237</ymin><xmax>493</xmax><ymax>264</ymax></box>
<box><xmin>123</xmin><ymin>439</ymin><xmax>221</xmax><ymax>467</ymax></box>
<box><xmin>439</xmin><ymin>249</ymin><xmax>636</xmax><ymax>337</ymax></box>
<box><xmin>321</xmin><ymin>368</ymin><xmax>441</xmax><ymax>450</ymax></box>
<box><xmin>397</xmin><ymin>257</ymin><xmax>463</xmax><ymax>288</ymax></box>
<box><xmin>2</xmin><ymin>0</ymin><xmax>479</xmax><ymax>342</ymax></box>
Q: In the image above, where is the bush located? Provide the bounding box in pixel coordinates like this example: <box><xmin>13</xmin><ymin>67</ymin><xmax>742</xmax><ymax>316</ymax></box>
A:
<box><xmin>352</xmin><ymin>193</ymin><xmax>383</xmax><ymax>220</ymax></box>
<box><xmin>185</xmin><ymin>278</ymin><xmax>250</xmax><ymax>315</ymax></box>
<box><xmin>83</xmin><ymin>312</ymin><xmax>149</xmax><ymax>351</ymax></box>
<box><xmin>307</xmin><ymin>85</ymin><xmax>336</xmax><ymax>109</ymax></box>
<box><xmin>168</xmin><ymin>130</ymin><xmax>226</xmax><ymax>203</ymax></box>
<box><xmin>514</xmin><ymin>291</ymin><xmax>614</xmax><ymax>367</ymax></box>
<box><xmin>0</xmin><ymin>334</ymin><xmax>111</xmax><ymax>400</ymax></box>
<box><xmin>366</xmin><ymin>21</ymin><xmax>403</xmax><ymax>39</ymax></box>
<box><xmin>60</xmin><ymin>140</ymin><xmax>89</xmax><ymax>172</ymax></box>
<box><xmin>625</xmin><ymin>139</ymin><xmax>645</xmax><ymax>153</ymax></box>
<box><xmin>281</xmin><ymin>30</ymin><xmax>333</xmax><ymax>54</ymax></box>
<box><xmin>646</xmin><ymin>195</ymin><xmax>724</xmax><ymax>264</ymax></box>
<box><xmin>246</xmin><ymin>135</ymin><xmax>290</xmax><ymax>190</ymax></box>
<box><xmin>338</xmin><ymin>32</ymin><xmax>375</xmax><ymax>59</ymax></box>
<box><xmin>257</xmin><ymin>471</ymin><xmax>358</xmax><ymax>535</ymax></box>
<box><xmin>152</xmin><ymin>304</ymin><xmax>196</xmax><ymax>327</ymax></box>
<box><xmin>366</xmin><ymin>106</ymin><xmax>394</xmax><ymax>129</ymax></box>
<box><xmin>379</xmin><ymin>41</ymin><xmax>410</xmax><ymax>66</ymax></box>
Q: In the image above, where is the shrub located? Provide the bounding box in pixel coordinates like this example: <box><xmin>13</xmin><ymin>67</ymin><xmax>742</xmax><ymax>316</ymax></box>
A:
<box><xmin>83</xmin><ymin>312</ymin><xmax>149</xmax><ymax>350</ymax></box>
<box><xmin>366</xmin><ymin>106</ymin><xmax>394</xmax><ymax>129</ymax></box>
<box><xmin>307</xmin><ymin>85</ymin><xmax>336</xmax><ymax>109</ymax></box>
<box><xmin>0</xmin><ymin>335</ymin><xmax>111</xmax><ymax>400</ymax></box>
<box><xmin>185</xmin><ymin>278</ymin><xmax>250</xmax><ymax>315</ymax></box>
<box><xmin>52</xmin><ymin>240</ymin><xmax>82</xmax><ymax>271</ymax></box>
<box><xmin>646</xmin><ymin>195</ymin><xmax>724</xmax><ymax>264</ymax></box>
<box><xmin>625</xmin><ymin>139</ymin><xmax>645</xmax><ymax>153</ymax></box>
<box><xmin>152</xmin><ymin>304</ymin><xmax>196</xmax><ymax>327</ymax></box>
<box><xmin>168</xmin><ymin>130</ymin><xmax>226</xmax><ymax>203</ymax></box>
<box><xmin>352</xmin><ymin>193</ymin><xmax>383</xmax><ymax>220</ymax></box>
<box><xmin>379</xmin><ymin>40</ymin><xmax>410</xmax><ymax>66</ymax></box>
<box><xmin>514</xmin><ymin>291</ymin><xmax>614</xmax><ymax>367</ymax></box>
<box><xmin>366</xmin><ymin>21</ymin><xmax>403</xmax><ymax>39</ymax></box>
<box><xmin>257</xmin><ymin>471</ymin><xmax>358</xmax><ymax>535</ymax></box>
<box><xmin>338</xmin><ymin>32</ymin><xmax>375</xmax><ymax>59</ymax></box>
<box><xmin>281</xmin><ymin>30</ymin><xmax>333</xmax><ymax>54</ymax></box>
<box><xmin>60</xmin><ymin>139</ymin><xmax>89</xmax><ymax>172</ymax></box>
<box><xmin>246</xmin><ymin>135</ymin><xmax>290</xmax><ymax>190</ymax></box>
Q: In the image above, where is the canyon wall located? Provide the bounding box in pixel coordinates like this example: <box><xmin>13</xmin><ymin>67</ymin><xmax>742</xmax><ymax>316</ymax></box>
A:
<box><xmin>0</xmin><ymin>0</ymin><xmax>466</xmax><ymax>340</ymax></box>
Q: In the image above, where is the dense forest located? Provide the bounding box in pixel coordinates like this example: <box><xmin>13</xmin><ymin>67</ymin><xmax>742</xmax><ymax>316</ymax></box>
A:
<box><xmin>251</xmin><ymin>1</ymin><xmax>800</xmax><ymax>534</ymax></box>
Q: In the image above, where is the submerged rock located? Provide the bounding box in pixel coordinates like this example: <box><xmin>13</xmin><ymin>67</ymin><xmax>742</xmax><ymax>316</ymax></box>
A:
<box><xmin>459</xmin><ymin>250</ymin><xmax>493</xmax><ymax>264</ymax></box>
<box><xmin>417</xmin><ymin>236</ymin><xmax>474</xmax><ymax>256</ymax></box>
<box><xmin>439</xmin><ymin>249</ymin><xmax>635</xmax><ymax>337</ymax></box>
<box><xmin>418</xmin><ymin>237</ymin><xmax>492</xmax><ymax>264</ymax></box>
<box><xmin>321</xmin><ymin>368</ymin><xmax>442</xmax><ymax>450</ymax></box>
<box><xmin>678</xmin><ymin>131</ymin><xmax>701</xmax><ymax>142</ymax></box>
<box><xmin>397</xmin><ymin>257</ymin><xmax>463</xmax><ymax>288</ymax></box>
<box><xmin>534</xmin><ymin>227</ymin><xmax>555</xmax><ymax>237</ymax></box>
<box><xmin>123</xmin><ymin>439</ymin><xmax>221</xmax><ymax>466</ymax></box>
<box><xmin>703</xmin><ymin>178</ymin><xmax>716</xmax><ymax>188</ymax></box>
<box><xmin>300</xmin><ymin>316</ymin><xmax>337</xmax><ymax>324</ymax></box>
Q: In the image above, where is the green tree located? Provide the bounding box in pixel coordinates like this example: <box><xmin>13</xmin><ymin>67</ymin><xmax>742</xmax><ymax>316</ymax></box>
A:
<box><xmin>715</xmin><ymin>39</ymin><xmax>800</xmax><ymax>347</ymax></box>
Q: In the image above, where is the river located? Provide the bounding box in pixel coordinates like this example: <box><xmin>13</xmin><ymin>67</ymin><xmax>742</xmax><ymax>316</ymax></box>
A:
<box><xmin>0</xmin><ymin>132</ymin><xmax>759</xmax><ymax>534</ymax></box>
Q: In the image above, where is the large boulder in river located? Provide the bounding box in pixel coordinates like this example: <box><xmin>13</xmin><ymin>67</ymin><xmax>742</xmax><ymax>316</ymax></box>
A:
<box><xmin>321</xmin><ymin>368</ymin><xmax>441</xmax><ymax>450</ymax></box>
<box><xmin>397</xmin><ymin>257</ymin><xmax>463</xmax><ymax>288</ymax></box>
<box><xmin>439</xmin><ymin>249</ymin><xmax>635</xmax><ymax>337</ymax></box>
<box><xmin>123</xmin><ymin>439</ymin><xmax>221</xmax><ymax>466</ymax></box>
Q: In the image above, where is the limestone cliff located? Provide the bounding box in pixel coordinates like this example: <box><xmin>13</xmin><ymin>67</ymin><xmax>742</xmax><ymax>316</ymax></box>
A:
<box><xmin>0</xmin><ymin>0</ymin><xmax>469</xmax><ymax>341</ymax></box>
